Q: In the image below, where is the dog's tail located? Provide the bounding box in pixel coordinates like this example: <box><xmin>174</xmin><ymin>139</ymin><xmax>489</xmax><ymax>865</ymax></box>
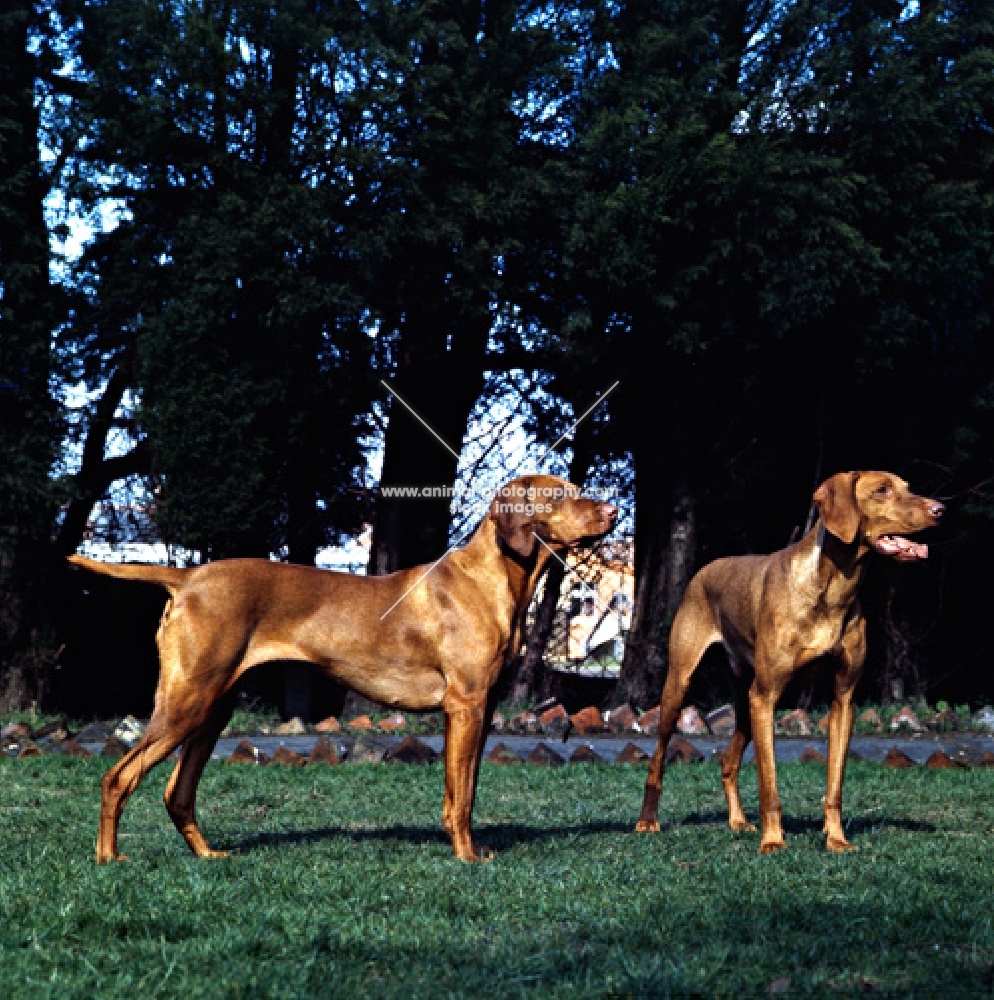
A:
<box><xmin>67</xmin><ymin>554</ymin><xmax>189</xmax><ymax>594</ymax></box>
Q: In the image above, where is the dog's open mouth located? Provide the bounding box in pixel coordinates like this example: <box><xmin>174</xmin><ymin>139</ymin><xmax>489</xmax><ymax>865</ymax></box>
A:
<box><xmin>874</xmin><ymin>534</ymin><xmax>929</xmax><ymax>561</ymax></box>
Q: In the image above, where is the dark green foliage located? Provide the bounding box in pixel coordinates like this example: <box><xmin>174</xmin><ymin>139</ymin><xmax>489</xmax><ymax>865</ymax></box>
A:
<box><xmin>59</xmin><ymin>0</ymin><xmax>379</xmax><ymax>558</ymax></box>
<box><xmin>0</xmin><ymin>2</ymin><xmax>66</xmax><ymax>689</ymax></box>
<box><xmin>3</xmin><ymin>0</ymin><xmax>994</xmax><ymax>706</ymax></box>
<box><xmin>557</xmin><ymin>0</ymin><xmax>994</xmax><ymax>706</ymax></box>
<box><xmin>359</xmin><ymin>0</ymin><xmax>588</xmax><ymax>570</ymax></box>
<box><xmin>0</xmin><ymin>1</ymin><xmax>61</xmax><ymax>553</ymax></box>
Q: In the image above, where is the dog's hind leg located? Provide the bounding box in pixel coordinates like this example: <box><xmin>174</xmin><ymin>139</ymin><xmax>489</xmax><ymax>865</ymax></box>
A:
<box><xmin>163</xmin><ymin>690</ymin><xmax>237</xmax><ymax>858</ymax></box>
<box><xmin>97</xmin><ymin>719</ymin><xmax>194</xmax><ymax>863</ymax></box>
<box><xmin>720</xmin><ymin>679</ymin><xmax>756</xmax><ymax>832</ymax></box>
<box><xmin>635</xmin><ymin>585</ymin><xmax>718</xmax><ymax>833</ymax></box>
<box><xmin>96</xmin><ymin>604</ymin><xmax>244</xmax><ymax>863</ymax></box>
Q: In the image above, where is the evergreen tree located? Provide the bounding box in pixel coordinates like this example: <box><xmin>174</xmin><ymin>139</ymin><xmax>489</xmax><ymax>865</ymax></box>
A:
<box><xmin>0</xmin><ymin>1</ymin><xmax>65</xmax><ymax>697</ymax></box>
<box><xmin>362</xmin><ymin>0</ymin><xmax>583</xmax><ymax>571</ymax></box>
<box><xmin>60</xmin><ymin>0</ymin><xmax>378</xmax><ymax>559</ymax></box>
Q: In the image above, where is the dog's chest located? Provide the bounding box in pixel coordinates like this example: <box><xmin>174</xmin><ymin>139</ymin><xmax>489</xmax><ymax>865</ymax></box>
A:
<box><xmin>765</xmin><ymin>567</ymin><xmax>855</xmax><ymax>659</ymax></box>
<box><xmin>787</xmin><ymin>588</ymin><xmax>855</xmax><ymax>657</ymax></box>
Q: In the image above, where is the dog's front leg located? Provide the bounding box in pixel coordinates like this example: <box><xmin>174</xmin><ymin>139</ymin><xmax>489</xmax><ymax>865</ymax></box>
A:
<box><xmin>441</xmin><ymin>699</ymin><xmax>492</xmax><ymax>862</ymax></box>
<box><xmin>824</xmin><ymin>623</ymin><xmax>865</xmax><ymax>852</ymax></box>
<box><xmin>749</xmin><ymin>657</ymin><xmax>790</xmax><ymax>854</ymax></box>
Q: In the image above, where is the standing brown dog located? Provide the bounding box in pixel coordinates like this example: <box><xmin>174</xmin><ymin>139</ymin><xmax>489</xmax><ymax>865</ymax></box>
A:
<box><xmin>69</xmin><ymin>474</ymin><xmax>616</xmax><ymax>863</ymax></box>
<box><xmin>635</xmin><ymin>471</ymin><xmax>943</xmax><ymax>853</ymax></box>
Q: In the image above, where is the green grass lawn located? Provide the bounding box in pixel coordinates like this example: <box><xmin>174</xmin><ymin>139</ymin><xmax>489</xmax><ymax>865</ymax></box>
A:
<box><xmin>1</xmin><ymin>757</ymin><xmax>992</xmax><ymax>999</ymax></box>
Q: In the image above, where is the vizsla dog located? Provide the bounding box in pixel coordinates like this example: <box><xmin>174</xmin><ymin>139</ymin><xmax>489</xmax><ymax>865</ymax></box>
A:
<box><xmin>635</xmin><ymin>471</ymin><xmax>943</xmax><ymax>853</ymax></box>
<box><xmin>69</xmin><ymin>474</ymin><xmax>616</xmax><ymax>863</ymax></box>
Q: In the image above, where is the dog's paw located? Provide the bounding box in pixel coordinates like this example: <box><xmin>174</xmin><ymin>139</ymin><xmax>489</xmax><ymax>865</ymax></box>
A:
<box><xmin>826</xmin><ymin>836</ymin><xmax>858</xmax><ymax>853</ymax></box>
<box><xmin>758</xmin><ymin>839</ymin><xmax>787</xmax><ymax>854</ymax></box>
<box><xmin>457</xmin><ymin>845</ymin><xmax>494</xmax><ymax>863</ymax></box>
<box><xmin>96</xmin><ymin>852</ymin><xmax>130</xmax><ymax>864</ymax></box>
<box><xmin>635</xmin><ymin>819</ymin><xmax>661</xmax><ymax>834</ymax></box>
<box><xmin>729</xmin><ymin>819</ymin><xmax>757</xmax><ymax>833</ymax></box>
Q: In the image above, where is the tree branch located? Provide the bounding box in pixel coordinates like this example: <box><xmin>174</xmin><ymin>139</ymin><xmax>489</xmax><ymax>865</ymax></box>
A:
<box><xmin>52</xmin><ymin>362</ymin><xmax>152</xmax><ymax>556</ymax></box>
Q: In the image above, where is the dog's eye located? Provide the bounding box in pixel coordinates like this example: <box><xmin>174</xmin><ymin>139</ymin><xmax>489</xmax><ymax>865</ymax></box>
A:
<box><xmin>874</xmin><ymin>484</ymin><xmax>890</xmax><ymax>496</ymax></box>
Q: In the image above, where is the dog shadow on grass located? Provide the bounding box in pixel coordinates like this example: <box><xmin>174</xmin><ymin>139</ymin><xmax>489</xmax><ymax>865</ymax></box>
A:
<box><xmin>225</xmin><ymin>819</ymin><xmax>635</xmax><ymax>855</ymax></box>
<box><xmin>223</xmin><ymin>810</ymin><xmax>933</xmax><ymax>855</ymax></box>
<box><xmin>674</xmin><ymin>810</ymin><xmax>936</xmax><ymax>836</ymax></box>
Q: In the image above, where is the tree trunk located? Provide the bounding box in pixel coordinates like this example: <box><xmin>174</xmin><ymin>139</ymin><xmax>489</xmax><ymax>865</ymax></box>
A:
<box><xmin>509</xmin><ymin>557</ymin><xmax>567</xmax><ymax>704</ymax></box>
<box><xmin>53</xmin><ymin>360</ymin><xmax>151</xmax><ymax>557</ymax></box>
<box><xmin>0</xmin><ymin>4</ymin><xmax>61</xmax><ymax>699</ymax></box>
<box><xmin>615</xmin><ymin>467</ymin><xmax>697</xmax><ymax>710</ymax></box>
<box><xmin>879</xmin><ymin>582</ymin><xmax>924</xmax><ymax>703</ymax></box>
<box><xmin>369</xmin><ymin>317</ymin><xmax>488</xmax><ymax>573</ymax></box>
<box><xmin>508</xmin><ymin>427</ymin><xmax>596</xmax><ymax>703</ymax></box>
<box><xmin>281</xmin><ymin>445</ymin><xmax>327</xmax><ymax>722</ymax></box>
<box><xmin>664</xmin><ymin>485</ymin><xmax>697</xmax><ymax>621</ymax></box>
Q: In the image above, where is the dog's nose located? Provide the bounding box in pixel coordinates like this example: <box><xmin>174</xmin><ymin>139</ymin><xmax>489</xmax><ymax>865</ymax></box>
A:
<box><xmin>601</xmin><ymin>503</ymin><xmax>618</xmax><ymax>521</ymax></box>
<box><xmin>929</xmin><ymin>501</ymin><xmax>945</xmax><ymax>519</ymax></box>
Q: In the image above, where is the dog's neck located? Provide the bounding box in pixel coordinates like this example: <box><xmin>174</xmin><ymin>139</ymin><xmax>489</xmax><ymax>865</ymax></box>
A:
<box><xmin>461</xmin><ymin>519</ymin><xmax>556</xmax><ymax>657</ymax></box>
<box><xmin>462</xmin><ymin>518</ymin><xmax>554</xmax><ymax>605</ymax></box>
<box><xmin>795</xmin><ymin>520</ymin><xmax>868</xmax><ymax>605</ymax></box>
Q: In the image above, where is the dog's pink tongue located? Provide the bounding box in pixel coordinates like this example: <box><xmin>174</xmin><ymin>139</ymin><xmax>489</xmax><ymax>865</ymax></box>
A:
<box><xmin>876</xmin><ymin>535</ymin><xmax>928</xmax><ymax>560</ymax></box>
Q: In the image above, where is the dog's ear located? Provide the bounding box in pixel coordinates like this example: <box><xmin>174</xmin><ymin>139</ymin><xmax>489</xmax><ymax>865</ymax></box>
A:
<box><xmin>490</xmin><ymin>489</ymin><xmax>537</xmax><ymax>558</ymax></box>
<box><xmin>812</xmin><ymin>472</ymin><xmax>860</xmax><ymax>545</ymax></box>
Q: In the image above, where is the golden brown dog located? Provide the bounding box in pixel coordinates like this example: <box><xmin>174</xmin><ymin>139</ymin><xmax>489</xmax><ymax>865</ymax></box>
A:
<box><xmin>68</xmin><ymin>474</ymin><xmax>616</xmax><ymax>863</ymax></box>
<box><xmin>635</xmin><ymin>471</ymin><xmax>943</xmax><ymax>853</ymax></box>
